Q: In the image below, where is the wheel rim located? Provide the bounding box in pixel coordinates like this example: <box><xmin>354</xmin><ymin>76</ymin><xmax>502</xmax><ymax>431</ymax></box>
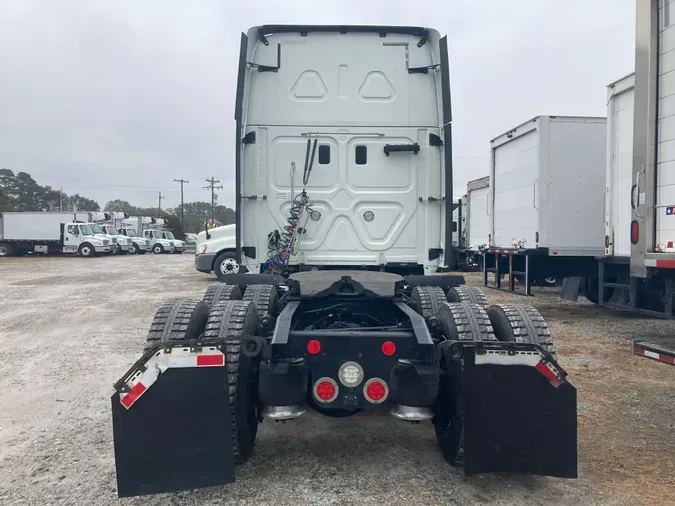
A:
<box><xmin>0</xmin><ymin>246</ymin><xmax>7</xmax><ymax>256</ymax></box>
<box><xmin>220</xmin><ymin>258</ymin><xmax>240</xmax><ymax>275</ymax></box>
<box><xmin>82</xmin><ymin>247</ymin><xmax>91</xmax><ymax>256</ymax></box>
<box><xmin>154</xmin><ymin>246</ymin><xmax>161</xmax><ymax>254</ymax></box>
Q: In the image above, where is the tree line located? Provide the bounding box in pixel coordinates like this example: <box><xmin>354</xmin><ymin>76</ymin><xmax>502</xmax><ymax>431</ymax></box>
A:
<box><xmin>0</xmin><ymin>169</ymin><xmax>235</xmax><ymax>236</ymax></box>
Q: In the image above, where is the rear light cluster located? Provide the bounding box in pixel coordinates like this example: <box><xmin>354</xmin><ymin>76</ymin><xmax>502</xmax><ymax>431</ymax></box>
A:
<box><xmin>363</xmin><ymin>378</ymin><xmax>388</xmax><ymax>403</ymax></box>
<box><xmin>312</xmin><ymin>374</ymin><xmax>389</xmax><ymax>404</ymax></box>
<box><xmin>313</xmin><ymin>377</ymin><xmax>339</xmax><ymax>403</ymax></box>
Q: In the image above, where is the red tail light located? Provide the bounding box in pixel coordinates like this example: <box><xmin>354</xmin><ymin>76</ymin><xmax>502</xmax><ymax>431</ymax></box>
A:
<box><xmin>313</xmin><ymin>378</ymin><xmax>338</xmax><ymax>403</ymax></box>
<box><xmin>535</xmin><ymin>231</ymin><xmax>539</xmax><ymax>244</ymax></box>
<box><xmin>363</xmin><ymin>378</ymin><xmax>389</xmax><ymax>404</ymax></box>
<box><xmin>306</xmin><ymin>339</ymin><xmax>321</xmax><ymax>355</ymax></box>
<box><xmin>630</xmin><ymin>221</ymin><xmax>639</xmax><ymax>245</ymax></box>
<box><xmin>381</xmin><ymin>341</ymin><xmax>396</xmax><ymax>356</ymax></box>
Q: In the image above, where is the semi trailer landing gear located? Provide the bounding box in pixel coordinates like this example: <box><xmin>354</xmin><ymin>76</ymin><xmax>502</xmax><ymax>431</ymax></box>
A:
<box><xmin>111</xmin><ymin>271</ymin><xmax>577</xmax><ymax>498</ymax></box>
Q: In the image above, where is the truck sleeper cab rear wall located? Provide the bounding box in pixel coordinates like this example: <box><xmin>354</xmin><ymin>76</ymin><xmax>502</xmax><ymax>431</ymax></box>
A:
<box><xmin>235</xmin><ymin>26</ymin><xmax>455</xmax><ymax>275</ymax></box>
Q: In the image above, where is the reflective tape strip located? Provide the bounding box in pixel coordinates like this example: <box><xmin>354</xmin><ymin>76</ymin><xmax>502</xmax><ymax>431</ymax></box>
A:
<box><xmin>475</xmin><ymin>349</ymin><xmax>563</xmax><ymax>388</ymax></box>
<box><xmin>119</xmin><ymin>347</ymin><xmax>225</xmax><ymax>409</ymax></box>
<box><xmin>633</xmin><ymin>346</ymin><xmax>675</xmax><ymax>365</ymax></box>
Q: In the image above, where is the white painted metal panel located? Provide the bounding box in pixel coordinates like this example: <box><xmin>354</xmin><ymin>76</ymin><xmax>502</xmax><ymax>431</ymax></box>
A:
<box><xmin>241</xmin><ymin>29</ymin><xmax>444</xmax><ymax>269</ymax></box>
<box><xmin>0</xmin><ymin>212</ymin><xmax>89</xmax><ymax>241</ymax></box>
<box><xmin>657</xmin><ymin>18</ymin><xmax>675</xmax><ymax>248</ymax></box>
<box><xmin>547</xmin><ymin>117</ymin><xmax>606</xmax><ymax>255</ymax></box>
<box><xmin>468</xmin><ymin>185</ymin><xmax>490</xmax><ymax>250</ymax></box>
<box><xmin>606</xmin><ymin>74</ymin><xmax>635</xmax><ymax>257</ymax></box>
<box><xmin>491</xmin><ymin>125</ymin><xmax>539</xmax><ymax>249</ymax></box>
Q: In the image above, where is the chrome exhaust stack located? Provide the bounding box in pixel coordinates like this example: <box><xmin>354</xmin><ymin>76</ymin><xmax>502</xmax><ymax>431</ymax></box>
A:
<box><xmin>390</xmin><ymin>404</ymin><xmax>434</xmax><ymax>422</ymax></box>
<box><xmin>261</xmin><ymin>404</ymin><xmax>306</xmax><ymax>420</ymax></box>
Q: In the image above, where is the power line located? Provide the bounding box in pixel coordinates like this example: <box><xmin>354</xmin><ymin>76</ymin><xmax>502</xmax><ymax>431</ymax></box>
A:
<box><xmin>174</xmin><ymin>179</ymin><xmax>189</xmax><ymax>231</ymax></box>
<box><xmin>203</xmin><ymin>177</ymin><xmax>223</xmax><ymax>226</ymax></box>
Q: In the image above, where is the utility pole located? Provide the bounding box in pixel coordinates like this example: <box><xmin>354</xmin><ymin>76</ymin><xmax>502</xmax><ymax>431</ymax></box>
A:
<box><xmin>158</xmin><ymin>192</ymin><xmax>165</xmax><ymax>218</ymax></box>
<box><xmin>60</xmin><ymin>186</ymin><xmax>63</xmax><ymax>212</ymax></box>
<box><xmin>203</xmin><ymin>177</ymin><xmax>223</xmax><ymax>226</ymax></box>
<box><xmin>173</xmin><ymin>178</ymin><xmax>189</xmax><ymax>231</ymax></box>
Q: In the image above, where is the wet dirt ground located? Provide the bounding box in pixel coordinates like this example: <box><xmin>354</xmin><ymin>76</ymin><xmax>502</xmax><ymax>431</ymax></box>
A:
<box><xmin>0</xmin><ymin>255</ymin><xmax>673</xmax><ymax>506</ymax></box>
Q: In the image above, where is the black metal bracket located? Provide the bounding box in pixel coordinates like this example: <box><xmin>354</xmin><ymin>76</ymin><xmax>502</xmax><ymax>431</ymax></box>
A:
<box><xmin>419</xmin><ymin>196</ymin><xmax>444</xmax><ymax>202</ymax></box>
<box><xmin>384</xmin><ymin>143</ymin><xmax>420</xmax><ymax>156</ymax></box>
<box><xmin>242</xmin><ymin>195</ymin><xmax>267</xmax><ymax>200</ymax></box>
<box><xmin>408</xmin><ymin>64</ymin><xmax>440</xmax><ymax>74</ymax></box>
<box><xmin>429</xmin><ymin>133</ymin><xmax>443</xmax><ymax>146</ymax></box>
<box><xmin>247</xmin><ymin>43</ymin><xmax>281</xmax><ymax>72</ymax></box>
<box><xmin>242</xmin><ymin>131</ymin><xmax>256</xmax><ymax>144</ymax></box>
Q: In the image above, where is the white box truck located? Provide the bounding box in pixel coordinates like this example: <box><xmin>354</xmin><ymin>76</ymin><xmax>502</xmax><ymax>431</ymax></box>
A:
<box><xmin>0</xmin><ymin>212</ymin><xmax>111</xmax><ymax>257</ymax></box>
<box><xmin>483</xmin><ymin>115</ymin><xmax>607</xmax><ymax>294</ymax></box>
<box><xmin>593</xmin><ymin>0</ymin><xmax>675</xmax><ymax>319</ymax></box>
<box><xmin>456</xmin><ymin>176</ymin><xmax>490</xmax><ymax>271</ymax></box>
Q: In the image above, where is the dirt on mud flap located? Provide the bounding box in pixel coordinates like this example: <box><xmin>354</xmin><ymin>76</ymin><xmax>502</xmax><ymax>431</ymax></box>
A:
<box><xmin>451</xmin><ymin>341</ymin><xmax>577</xmax><ymax>478</ymax></box>
<box><xmin>110</xmin><ymin>344</ymin><xmax>236</xmax><ymax>497</ymax></box>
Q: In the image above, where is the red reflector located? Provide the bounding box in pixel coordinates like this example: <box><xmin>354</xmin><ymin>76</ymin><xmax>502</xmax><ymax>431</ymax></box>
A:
<box><xmin>630</xmin><ymin>221</ymin><xmax>639</xmax><ymax>245</ymax></box>
<box><xmin>668</xmin><ymin>241</ymin><xmax>674</xmax><ymax>249</ymax></box>
<box><xmin>307</xmin><ymin>339</ymin><xmax>321</xmax><ymax>355</ymax></box>
<box><xmin>121</xmin><ymin>382</ymin><xmax>147</xmax><ymax>409</ymax></box>
<box><xmin>197</xmin><ymin>354</ymin><xmax>224</xmax><ymax>367</ymax></box>
<box><xmin>381</xmin><ymin>341</ymin><xmax>396</xmax><ymax>356</ymax></box>
<box><xmin>316</xmin><ymin>381</ymin><xmax>335</xmax><ymax>400</ymax></box>
<box><xmin>535</xmin><ymin>231</ymin><xmax>539</xmax><ymax>244</ymax></box>
<box><xmin>366</xmin><ymin>381</ymin><xmax>386</xmax><ymax>401</ymax></box>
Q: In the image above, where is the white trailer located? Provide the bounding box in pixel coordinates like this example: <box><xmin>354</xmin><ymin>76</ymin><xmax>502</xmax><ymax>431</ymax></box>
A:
<box><xmin>231</xmin><ymin>26</ymin><xmax>456</xmax><ymax>276</ymax></box>
<box><xmin>595</xmin><ymin>0</ymin><xmax>675</xmax><ymax>319</ymax></box>
<box><xmin>456</xmin><ymin>176</ymin><xmax>490</xmax><ymax>271</ymax></box>
<box><xmin>0</xmin><ymin>212</ymin><xmax>111</xmax><ymax>257</ymax></box>
<box><xmin>483</xmin><ymin>115</ymin><xmax>607</xmax><ymax>294</ymax></box>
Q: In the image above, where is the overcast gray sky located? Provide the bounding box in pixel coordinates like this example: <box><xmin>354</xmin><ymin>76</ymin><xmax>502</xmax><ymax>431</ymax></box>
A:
<box><xmin>0</xmin><ymin>0</ymin><xmax>635</xmax><ymax>209</ymax></box>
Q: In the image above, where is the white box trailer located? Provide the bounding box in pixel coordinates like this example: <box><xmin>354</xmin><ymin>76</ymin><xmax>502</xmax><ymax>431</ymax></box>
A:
<box><xmin>483</xmin><ymin>116</ymin><xmax>607</xmax><ymax>294</ymax></box>
<box><xmin>233</xmin><ymin>26</ymin><xmax>456</xmax><ymax>276</ymax></box>
<box><xmin>594</xmin><ymin>1</ymin><xmax>675</xmax><ymax>318</ymax></box>
<box><xmin>0</xmin><ymin>212</ymin><xmax>111</xmax><ymax>257</ymax></box>
<box><xmin>456</xmin><ymin>176</ymin><xmax>490</xmax><ymax>271</ymax></box>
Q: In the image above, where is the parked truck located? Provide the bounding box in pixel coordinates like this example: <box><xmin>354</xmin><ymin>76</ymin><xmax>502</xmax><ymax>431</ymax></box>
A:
<box><xmin>592</xmin><ymin>0</ymin><xmax>675</xmax><ymax>318</ymax></box>
<box><xmin>0</xmin><ymin>212</ymin><xmax>111</xmax><ymax>257</ymax></box>
<box><xmin>482</xmin><ymin>115</ymin><xmax>607</xmax><ymax>294</ymax></box>
<box><xmin>111</xmin><ymin>24</ymin><xmax>577</xmax><ymax>499</ymax></box>
<box><xmin>456</xmin><ymin>176</ymin><xmax>490</xmax><ymax>271</ymax></box>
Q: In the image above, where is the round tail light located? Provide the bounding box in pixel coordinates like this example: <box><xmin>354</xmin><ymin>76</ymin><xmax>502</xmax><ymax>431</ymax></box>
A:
<box><xmin>381</xmin><ymin>341</ymin><xmax>396</xmax><ymax>356</ymax></box>
<box><xmin>306</xmin><ymin>339</ymin><xmax>321</xmax><ymax>355</ymax></box>
<box><xmin>313</xmin><ymin>378</ymin><xmax>338</xmax><ymax>403</ymax></box>
<box><xmin>363</xmin><ymin>378</ymin><xmax>389</xmax><ymax>404</ymax></box>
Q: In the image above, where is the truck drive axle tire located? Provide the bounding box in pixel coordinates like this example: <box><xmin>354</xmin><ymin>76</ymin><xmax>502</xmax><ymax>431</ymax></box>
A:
<box><xmin>434</xmin><ymin>302</ymin><xmax>497</xmax><ymax>467</ymax></box>
<box><xmin>204</xmin><ymin>300</ymin><xmax>262</xmax><ymax>464</ymax></box>
<box><xmin>411</xmin><ymin>286</ymin><xmax>447</xmax><ymax>319</ymax></box>
<box><xmin>243</xmin><ymin>284</ymin><xmax>278</xmax><ymax>337</ymax></box>
<box><xmin>202</xmin><ymin>284</ymin><xmax>243</xmax><ymax>308</ymax></box>
<box><xmin>0</xmin><ymin>243</ymin><xmax>13</xmax><ymax>257</ymax></box>
<box><xmin>145</xmin><ymin>299</ymin><xmax>210</xmax><ymax>350</ymax></box>
<box><xmin>446</xmin><ymin>287</ymin><xmax>488</xmax><ymax>308</ymax></box>
<box><xmin>486</xmin><ymin>304</ymin><xmax>557</xmax><ymax>359</ymax></box>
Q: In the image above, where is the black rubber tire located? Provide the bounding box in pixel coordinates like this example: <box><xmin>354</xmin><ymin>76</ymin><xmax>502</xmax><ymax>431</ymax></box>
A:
<box><xmin>486</xmin><ymin>304</ymin><xmax>557</xmax><ymax>359</ymax></box>
<box><xmin>145</xmin><ymin>299</ymin><xmax>210</xmax><ymax>350</ymax></box>
<box><xmin>446</xmin><ymin>286</ymin><xmax>488</xmax><ymax>308</ymax></box>
<box><xmin>204</xmin><ymin>301</ymin><xmax>262</xmax><ymax>464</ymax></box>
<box><xmin>214</xmin><ymin>251</ymin><xmax>241</xmax><ymax>282</ymax></box>
<box><xmin>0</xmin><ymin>243</ymin><xmax>13</xmax><ymax>257</ymax></box>
<box><xmin>202</xmin><ymin>284</ymin><xmax>243</xmax><ymax>308</ymax></box>
<box><xmin>78</xmin><ymin>243</ymin><xmax>95</xmax><ymax>258</ymax></box>
<box><xmin>410</xmin><ymin>286</ymin><xmax>447</xmax><ymax>319</ymax></box>
<box><xmin>137</xmin><ymin>249</ymin><xmax>147</xmax><ymax>255</ymax></box>
<box><xmin>243</xmin><ymin>284</ymin><xmax>278</xmax><ymax>336</ymax></box>
<box><xmin>152</xmin><ymin>244</ymin><xmax>164</xmax><ymax>255</ymax></box>
<box><xmin>129</xmin><ymin>243</ymin><xmax>139</xmax><ymax>255</ymax></box>
<box><xmin>581</xmin><ymin>277</ymin><xmax>599</xmax><ymax>305</ymax></box>
<box><xmin>434</xmin><ymin>302</ymin><xmax>496</xmax><ymax>467</ymax></box>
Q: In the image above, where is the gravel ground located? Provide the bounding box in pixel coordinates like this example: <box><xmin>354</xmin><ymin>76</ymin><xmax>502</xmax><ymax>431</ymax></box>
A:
<box><xmin>0</xmin><ymin>255</ymin><xmax>673</xmax><ymax>506</ymax></box>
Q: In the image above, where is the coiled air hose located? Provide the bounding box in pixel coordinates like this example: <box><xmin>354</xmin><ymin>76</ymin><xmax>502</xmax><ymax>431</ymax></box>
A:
<box><xmin>265</xmin><ymin>137</ymin><xmax>318</xmax><ymax>273</ymax></box>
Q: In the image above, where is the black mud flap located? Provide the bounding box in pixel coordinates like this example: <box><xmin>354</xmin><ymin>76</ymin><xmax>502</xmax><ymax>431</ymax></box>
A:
<box><xmin>111</xmin><ymin>366</ymin><xmax>234</xmax><ymax>497</ymax></box>
<box><xmin>461</xmin><ymin>351</ymin><xmax>577</xmax><ymax>478</ymax></box>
